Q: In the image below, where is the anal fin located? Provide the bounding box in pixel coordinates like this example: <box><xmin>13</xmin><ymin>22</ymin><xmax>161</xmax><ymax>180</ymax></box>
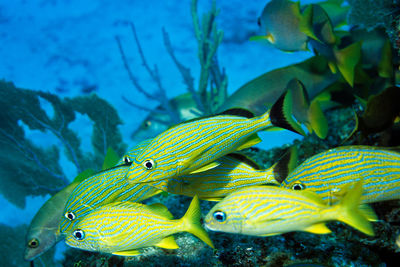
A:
<box><xmin>112</xmin><ymin>249</ymin><xmax>141</xmax><ymax>256</ymax></box>
<box><xmin>155</xmin><ymin>235</ymin><xmax>179</xmax><ymax>249</ymax></box>
<box><xmin>304</xmin><ymin>223</ymin><xmax>332</xmax><ymax>234</ymax></box>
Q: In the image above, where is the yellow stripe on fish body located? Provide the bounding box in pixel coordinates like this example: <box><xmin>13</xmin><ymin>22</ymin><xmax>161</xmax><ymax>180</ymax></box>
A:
<box><xmin>65</xmin><ymin>196</ymin><xmax>214</xmax><ymax>255</ymax></box>
<box><xmin>125</xmin><ymin>95</ymin><xmax>302</xmax><ymax>192</ymax></box>
<box><xmin>280</xmin><ymin>146</ymin><xmax>400</xmax><ymax>204</ymax></box>
<box><xmin>167</xmin><ymin>150</ymin><xmax>295</xmax><ymax>200</ymax></box>
<box><xmin>60</xmin><ymin>139</ymin><xmax>161</xmax><ymax>234</ymax></box>
<box><xmin>204</xmin><ymin>181</ymin><xmax>375</xmax><ymax>237</ymax></box>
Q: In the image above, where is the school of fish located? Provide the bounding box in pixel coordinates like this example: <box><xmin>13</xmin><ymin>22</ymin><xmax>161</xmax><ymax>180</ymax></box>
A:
<box><xmin>24</xmin><ymin>0</ymin><xmax>400</xmax><ymax>264</ymax></box>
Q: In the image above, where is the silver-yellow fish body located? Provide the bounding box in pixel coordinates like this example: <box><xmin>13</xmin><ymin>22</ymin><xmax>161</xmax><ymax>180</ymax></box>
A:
<box><xmin>252</xmin><ymin>0</ymin><xmax>309</xmax><ymax>51</ymax></box>
<box><xmin>24</xmin><ymin>169</ymin><xmax>94</xmax><ymax>261</ymax></box>
<box><xmin>60</xmin><ymin>140</ymin><xmax>161</xmax><ymax>234</ymax></box>
<box><xmin>167</xmin><ymin>149</ymin><xmax>297</xmax><ymax>201</ymax></box>
<box><xmin>125</xmin><ymin>95</ymin><xmax>301</xmax><ymax>191</ymax></box>
<box><xmin>281</xmin><ymin>146</ymin><xmax>400</xmax><ymax>204</ymax></box>
<box><xmin>205</xmin><ymin>181</ymin><xmax>375</xmax><ymax>237</ymax></box>
<box><xmin>65</xmin><ymin>195</ymin><xmax>214</xmax><ymax>256</ymax></box>
<box><xmin>25</xmin><ymin>181</ymin><xmax>78</xmax><ymax>261</ymax></box>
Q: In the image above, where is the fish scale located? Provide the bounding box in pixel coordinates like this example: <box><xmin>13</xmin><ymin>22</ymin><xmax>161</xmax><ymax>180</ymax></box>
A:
<box><xmin>65</xmin><ymin>196</ymin><xmax>214</xmax><ymax>255</ymax></box>
<box><xmin>167</xmin><ymin>153</ymin><xmax>280</xmax><ymax>200</ymax></box>
<box><xmin>126</xmin><ymin>110</ymin><xmax>276</xmax><ymax>191</ymax></box>
<box><xmin>205</xmin><ymin>182</ymin><xmax>375</xmax><ymax>237</ymax></box>
<box><xmin>281</xmin><ymin>146</ymin><xmax>400</xmax><ymax>204</ymax></box>
<box><xmin>60</xmin><ymin>140</ymin><xmax>161</xmax><ymax>234</ymax></box>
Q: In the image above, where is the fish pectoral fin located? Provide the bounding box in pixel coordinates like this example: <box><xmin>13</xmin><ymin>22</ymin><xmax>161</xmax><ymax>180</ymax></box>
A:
<box><xmin>259</xmin><ymin>232</ymin><xmax>281</xmax><ymax>237</ymax></box>
<box><xmin>112</xmin><ymin>249</ymin><xmax>141</xmax><ymax>256</ymax></box>
<box><xmin>155</xmin><ymin>235</ymin><xmax>179</xmax><ymax>249</ymax></box>
<box><xmin>201</xmin><ymin>197</ymin><xmax>223</xmax><ymax>202</ymax></box>
<box><xmin>235</xmin><ymin>134</ymin><xmax>262</xmax><ymax>151</ymax></box>
<box><xmin>147</xmin><ymin>203</ymin><xmax>174</xmax><ymax>220</ymax></box>
<box><xmin>303</xmin><ymin>223</ymin><xmax>332</xmax><ymax>234</ymax></box>
<box><xmin>189</xmin><ymin>162</ymin><xmax>220</xmax><ymax>174</ymax></box>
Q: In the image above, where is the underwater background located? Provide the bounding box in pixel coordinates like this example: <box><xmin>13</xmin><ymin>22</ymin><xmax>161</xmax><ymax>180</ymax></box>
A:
<box><xmin>1</xmin><ymin>0</ymin><xmax>400</xmax><ymax>266</ymax></box>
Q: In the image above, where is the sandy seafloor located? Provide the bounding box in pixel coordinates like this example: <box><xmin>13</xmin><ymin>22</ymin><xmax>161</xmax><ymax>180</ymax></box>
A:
<box><xmin>0</xmin><ymin>0</ymin><xmax>319</xmax><ymax>263</ymax></box>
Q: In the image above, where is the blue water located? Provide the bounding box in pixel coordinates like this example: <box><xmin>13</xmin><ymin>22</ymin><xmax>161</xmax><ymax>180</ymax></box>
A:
<box><xmin>0</xmin><ymin>0</ymin><xmax>321</xmax><ymax>265</ymax></box>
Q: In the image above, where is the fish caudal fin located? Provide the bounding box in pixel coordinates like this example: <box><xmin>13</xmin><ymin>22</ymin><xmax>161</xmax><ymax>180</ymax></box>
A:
<box><xmin>335</xmin><ymin>180</ymin><xmax>375</xmax><ymax>236</ymax></box>
<box><xmin>181</xmin><ymin>195</ymin><xmax>214</xmax><ymax>248</ymax></box>
<box><xmin>269</xmin><ymin>89</ymin><xmax>306</xmax><ymax>136</ymax></box>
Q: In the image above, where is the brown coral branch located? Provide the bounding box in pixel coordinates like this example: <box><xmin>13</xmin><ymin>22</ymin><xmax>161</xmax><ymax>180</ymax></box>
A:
<box><xmin>162</xmin><ymin>27</ymin><xmax>206</xmax><ymax>114</ymax></box>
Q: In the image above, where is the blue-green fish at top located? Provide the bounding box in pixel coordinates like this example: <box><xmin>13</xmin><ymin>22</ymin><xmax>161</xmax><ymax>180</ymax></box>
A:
<box><xmin>65</xmin><ymin>195</ymin><xmax>214</xmax><ymax>256</ymax></box>
<box><xmin>60</xmin><ymin>140</ymin><xmax>161</xmax><ymax>234</ymax></box>
<box><xmin>280</xmin><ymin>146</ymin><xmax>400</xmax><ymax>204</ymax></box>
<box><xmin>205</xmin><ymin>181</ymin><xmax>375</xmax><ymax>237</ymax></box>
<box><xmin>125</xmin><ymin>92</ymin><xmax>303</xmax><ymax>191</ymax></box>
<box><xmin>251</xmin><ymin>0</ymin><xmax>311</xmax><ymax>51</ymax></box>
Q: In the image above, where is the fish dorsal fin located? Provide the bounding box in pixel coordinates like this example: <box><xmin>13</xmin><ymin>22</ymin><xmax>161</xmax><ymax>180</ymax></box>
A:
<box><xmin>112</xmin><ymin>249</ymin><xmax>141</xmax><ymax>256</ymax></box>
<box><xmin>155</xmin><ymin>235</ymin><xmax>179</xmax><ymax>249</ymax></box>
<box><xmin>236</xmin><ymin>134</ymin><xmax>262</xmax><ymax>151</ymax></box>
<box><xmin>72</xmin><ymin>168</ymin><xmax>95</xmax><ymax>183</ymax></box>
<box><xmin>189</xmin><ymin>162</ymin><xmax>220</xmax><ymax>174</ymax></box>
<box><xmin>217</xmin><ymin>108</ymin><xmax>255</xmax><ymax>118</ymax></box>
<box><xmin>226</xmin><ymin>153</ymin><xmax>261</xmax><ymax>170</ymax></box>
<box><xmin>304</xmin><ymin>223</ymin><xmax>332</xmax><ymax>234</ymax></box>
<box><xmin>102</xmin><ymin>147</ymin><xmax>120</xmax><ymax>170</ymax></box>
<box><xmin>273</xmin><ymin>146</ymin><xmax>298</xmax><ymax>184</ymax></box>
<box><xmin>147</xmin><ymin>203</ymin><xmax>174</xmax><ymax>219</ymax></box>
<box><xmin>359</xmin><ymin>204</ymin><xmax>378</xmax><ymax>222</ymax></box>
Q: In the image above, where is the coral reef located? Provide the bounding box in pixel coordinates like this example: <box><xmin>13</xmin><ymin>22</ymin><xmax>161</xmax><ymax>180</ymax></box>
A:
<box><xmin>0</xmin><ymin>80</ymin><xmax>125</xmax><ymax>208</ymax></box>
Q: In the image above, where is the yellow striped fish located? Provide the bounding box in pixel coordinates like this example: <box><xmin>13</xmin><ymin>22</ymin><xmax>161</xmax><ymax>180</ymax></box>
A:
<box><xmin>65</xmin><ymin>195</ymin><xmax>214</xmax><ymax>256</ymax></box>
<box><xmin>167</xmin><ymin>148</ymin><xmax>297</xmax><ymax>201</ymax></box>
<box><xmin>60</xmin><ymin>140</ymin><xmax>161</xmax><ymax>234</ymax></box>
<box><xmin>125</xmin><ymin>91</ymin><xmax>303</xmax><ymax>191</ymax></box>
<box><xmin>205</xmin><ymin>181</ymin><xmax>375</xmax><ymax>236</ymax></box>
<box><xmin>280</xmin><ymin>146</ymin><xmax>400</xmax><ymax>204</ymax></box>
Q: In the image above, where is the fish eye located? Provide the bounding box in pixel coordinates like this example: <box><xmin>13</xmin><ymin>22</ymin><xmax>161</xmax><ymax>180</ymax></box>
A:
<box><xmin>28</xmin><ymin>238</ymin><xmax>39</xmax><ymax>248</ymax></box>
<box><xmin>65</xmin><ymin>211</ymin><xmax>76</xmax><ymax>221</ymax></box>
<box><xmin>123</xmin><ymin>156</ymin><xmax>132</xmax><ymax>164</ymax></box>
<box><xmin>144</xmin><ymin>120</ymin><xmax>152</xmax><ymax>128</ymax></box>
<box><xmin>213</xmin><ymin>211</ymin><xmax>226</xmax><ymax>222</ymax></box>
<box><xmin>143</xmin><ymin>159</ymin><xmax>155</xmax><ymax>170</ymax></box>
<box><xmin>73</xmin><ymin>229</ymin><xmax>85</xmax><ymax>240</ymax></box>
<box><xmin>292</xmin><ymin>183</ymin><xmax>305</xmax><ymax>190</ymax></box>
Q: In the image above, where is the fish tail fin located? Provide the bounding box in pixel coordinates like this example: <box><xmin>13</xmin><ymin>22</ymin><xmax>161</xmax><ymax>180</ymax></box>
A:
<box><xmin>268</xmin><ymin>88</ymin><xmax>306</xmax><ymax>136</ymax></box>
<box><xmin>335</xmin><ymin>180</ymin><xmax>375</xmax><ymax>236</ymax></box>
<box><xmin>181</xmin><ymin>195</ymin><xmax>214</xmax><ymax>248</ymax></box>
<box><xmin>307</xmin><ymin>99</ymin><xmax>328</xmax><ymax>139</ymax></box>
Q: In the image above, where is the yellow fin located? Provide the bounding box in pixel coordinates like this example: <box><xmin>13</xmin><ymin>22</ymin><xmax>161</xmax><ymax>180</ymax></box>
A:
<box><xmin>298</xmin><ymin>190</ymin><xmax>327</xmax><ymax>205</ymax></box>
<box><xmin>260</xmin><ymin>232</ymin><xmax>281</xmax><ymax>237</ymax></box>
<box><xmin>112</xmin><ymin>249</ymin><xmax>141</xmax><ymax>256</ymax></box>
<box><xmin>155</xmin><ymin>235</ymin><xmax>179</xmax><ymax>249</ymax></box>
<box><xmin>200</xmin><ymin>197</ymin><xmax>223</xmax><ymax>202</ymax></box>
<box><xmin>181</xmin><ymin>196</ymin><xmax>214</xmax><ymax>248</ymax></box>
<box><xmin>304</xmin><ymin>223</ymin><xmax>332</xmax><ymax>234</ymax></box>
<box><xmin>189</xmin><ymin>162</ymin><xmax>220</xmax><ymax>174</ymax></box>
<box><xmin>147</xmin><ymin>203</ymin><xmax>174</xmax><ymax>220</ymax></box>
<box><xmin>359</xmin><ymin>204</ymin><xmax>378</xmax><ymax>222</ymax></box>
<box><xmin>336</xmin><ymin>180</ymin><xmax>375</xmax><ymax>236</ymax></box>
<box><xmin>235</xmin><ymin>134</ymin><xmax>261</xmax><ymax>151</ymax></box>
